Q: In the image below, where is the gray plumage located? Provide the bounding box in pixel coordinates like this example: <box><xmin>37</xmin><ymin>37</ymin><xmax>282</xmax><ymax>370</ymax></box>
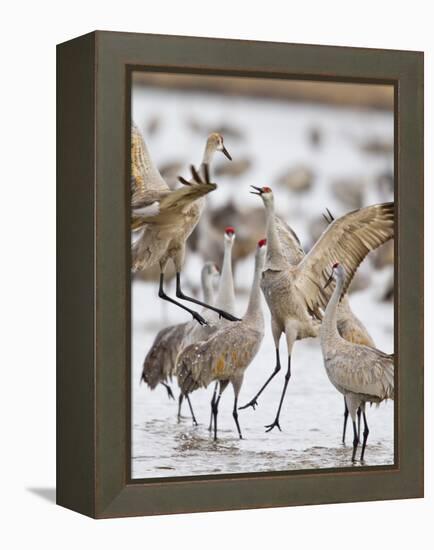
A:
<box><xmin>141</xmin><ymin>322</ymin><xmax>190</xmax><ymax>390</ymax></box>
<box><xmin>320</xmin><ymin>263</ymin><xmax>394</xmax><ymax>462</ymax></box>
<box><xmin>140</xmin><ymin>262</ymin><xmax>219</xmax><ymax>393</ymax></box>
<box><xmin>322</xmin><ymin>208</ymin><xmax>376</xmax><ymax>442</ymax></box>
<box><xmin>241</xmin><ymin>185</ymin><xmax>394</xmax><ymax>433</ymax></box>
<box><xmin>177</xmin><ymin>240</ymin><xmax>266</xmax><ymax>439</ymax></box>
<box><xmin>131</xmin><ymin>128</ymin><xmax>229</xmax><ymax>273</ymax></box>
<box><xmin>131</xmin><ymin>123</ymin><xmax>235</xmax><ymax>325</ymax></box>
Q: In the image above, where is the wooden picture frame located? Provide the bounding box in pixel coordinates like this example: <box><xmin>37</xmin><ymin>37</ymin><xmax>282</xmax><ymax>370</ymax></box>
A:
<box><xmin>57</xmin><ymin>30</ymin><xmax>424</xmax><ymax>518</ymax></box>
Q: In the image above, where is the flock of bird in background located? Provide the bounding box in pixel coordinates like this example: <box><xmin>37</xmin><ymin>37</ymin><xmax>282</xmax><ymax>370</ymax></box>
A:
<box><xmin>131</xmin><ymin>122</ymin><xmax>394</xmax><ymax>464</ymax></box>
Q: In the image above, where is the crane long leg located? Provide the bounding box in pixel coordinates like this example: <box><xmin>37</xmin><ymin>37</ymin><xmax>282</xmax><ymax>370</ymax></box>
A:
<box><xmin>342</xmin><ymin>398</ymin><xmax>349</xmax><ymax>444</ymax></box>
<box><xmin>208</xmin><ymin>382</ymin><xmax>218</xmax><ymax>432</ymax></box>
<box><xmin>177</xmin><ymin>394</ymin><xmax>183</xmax><ymax>422</ymax></box>
<box><xmin>357</xmin><ymin>407</ymin><xmax>362</xmax><ymax>441</ymax></box>
<box><xmin>161</xmin><ymin>382</ymin><xmax>175</xmax><ymax>400</ymax></box>
<box><xmin>360</xmin><ymin>410</ymin><xmax>369</xmax><ymax>462</ymax></box>
<box><xmin>211</xmin><ymin>394</ymin><xmax>222</xmax><ymax>441</ymax></box>
<box><xmin>239</xmin><ymin>348</ymin><xmax>281</xmax><ymax>411</ymax></box>
<box><xmin>175</xmin><ymin>273</ymin><xmax>241</xmax><ymax>322</ymax></box>
<box><xmin>232</xmin><ymin>396</ymin><xmax>243</xmax><ymax>439</ymax></box>
<box><xmin>351</xmin><ymin>420</ymin><xmax>359</xmax><ymax>463</ymax></box>
<box><xmin>158</xmin><ymin>273</ymin><xmax>208</xmax><ymax>326</ymax></box>
<box><xmin>265</xmin><ymin>355</ymin><xmax>291</xmax><ymax>433</ymax></box>
<box><xmin>186</xmin><ymin>395</ymin><xmax>198</xmax><ymax>426</ymax></box>
<box><xmin>212</xmin><ymin>381</ymin><xmax>228</xmax><ymax>441</ymax></box>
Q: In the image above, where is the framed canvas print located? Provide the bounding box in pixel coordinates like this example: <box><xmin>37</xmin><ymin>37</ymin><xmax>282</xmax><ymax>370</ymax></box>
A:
<box><xmin>57</xmin><ymin>31</ymin><xmax>423</xmax><ymax>518</ymax></box>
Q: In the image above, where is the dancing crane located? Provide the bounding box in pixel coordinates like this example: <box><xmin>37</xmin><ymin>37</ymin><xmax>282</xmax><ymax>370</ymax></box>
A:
<box><xmin>240</xmin><ymin>186</ymin><xmax>393</xmax><ymax>434</ymax></box>
<box><xmin>323</xmin><ymin>209</ymin><xmax>376</xmax><ymax>443</ymax></box>
<box><xmin>321</xmin><ymin>262</ymin><xmax>394</xmax><ymax>462</ymax></box>
<box><xmin>130</xmin><ymin>124</ymin><xmax>236</xmax><ymax>325</ymax></box>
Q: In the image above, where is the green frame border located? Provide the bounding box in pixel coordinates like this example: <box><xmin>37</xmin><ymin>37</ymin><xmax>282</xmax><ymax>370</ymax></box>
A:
<box><xmin>57</xmin><ymin>31</ymin><xmax>423</xmax><ymax>518</ymax></box>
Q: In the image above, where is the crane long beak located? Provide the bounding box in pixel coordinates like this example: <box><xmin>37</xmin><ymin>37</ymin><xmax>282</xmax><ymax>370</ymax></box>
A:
<box><xmin>324</xmin><ymin>271</ymin><xmax>334</xmax><ymax>289</ymax></box>
<box><xmin>250</xmin><ymin>185</ymin><xmax>262</xmax><ymax>195</ymax></box>
<box><xmin>221</xmin><ymin>146</ymin><xmax>232</xmax><ymax>161</ymax></box>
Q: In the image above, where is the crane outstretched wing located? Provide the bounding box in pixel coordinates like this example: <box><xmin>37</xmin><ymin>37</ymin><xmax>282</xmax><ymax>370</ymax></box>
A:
<box><xmin>132</xmin><ymin>165</ymin><xmax>217</xmax><ymax>228</ymax></box>
<box><xmin>131</xmin><ymin>123</ymin><xmax>169</xmax><ymax>199</ymax></box>
<box><xmin>295</xmin><ymin>202</ymin><xmax>394</xmax><ymax>317</ymax></box>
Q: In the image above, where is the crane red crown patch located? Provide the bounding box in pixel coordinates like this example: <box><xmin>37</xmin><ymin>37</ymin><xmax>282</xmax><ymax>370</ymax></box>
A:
<box><xmin>225</xmin><ymin>226</ymin><xmax>235</xmax><ymax>235</ymax></box>
<box><xmin>258</xmin><ymin>238</ymin><xmax>267</xmax><ymax>247</ymax></box>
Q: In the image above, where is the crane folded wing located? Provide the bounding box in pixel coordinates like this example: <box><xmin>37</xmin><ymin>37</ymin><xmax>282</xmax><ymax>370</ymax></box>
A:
<box><xmin>330</xmin><ymin>347</ymin><xmax>394</xmax><ymax>401</ymax></box>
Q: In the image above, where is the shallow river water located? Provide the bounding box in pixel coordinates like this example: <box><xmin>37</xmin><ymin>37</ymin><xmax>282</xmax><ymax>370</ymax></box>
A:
<box><xmin>131</xmin><ymin>281</ymin><xmax>394</xmax><ymax>479</ymax></box>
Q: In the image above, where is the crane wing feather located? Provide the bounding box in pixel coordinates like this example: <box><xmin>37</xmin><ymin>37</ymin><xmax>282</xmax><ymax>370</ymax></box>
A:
<box><xmin>141</xmin><ymin>323</ymin><xmax>190</xmax><ymax>387</ymax></box>
<box><xmin>275</xmin><ymin>216</ymin><xmax>305</xmax><ymax>265</ymax></box>
<box><xmin>295</xmin><ymin>202</ymin><xmax>394</xmax><ymax>317</ymax></box>
<box><xmin>330</xmin><ymin>346</ymin><xmax>394</xmax><ymax>400</ymax></box>
<box><xmin>131</xmin><ymin>123</ymin><xmax>169</xmax><ymax>200</ymax></box>
<box><xmin>177</xmin><ymin>325</ymin><xmax>262</xmax><ymax>394</ymax></box>
<box><xmin>132</xmin><ymin>183</ymin><xmax>216</xmax><ymax>229</ymax></box>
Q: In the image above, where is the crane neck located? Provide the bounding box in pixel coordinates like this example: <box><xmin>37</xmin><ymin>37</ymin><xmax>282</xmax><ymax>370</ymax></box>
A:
<box><xmin>244</xmin><ymin>251</ymin><xmax>265</xmax><ymax>330</ymax></box>
<box><xmin>321</xmin><ymin>270</ymin><xmax>344</xmax><ymax>349</ymax></box>
<box><xmin>195</xmin><ymin>141</ymin><xmax>217</xmax><ymax>216</ymax></box>
<box><xmin>264</xmin><ymin>200</ymin><xmax>287</xmax><ymax>270</ymax></box>
<box><xmin>201</xmin><ymin>141</ymin><xmax>217</xmax><ymax>168</ymax></box>
<box><xmin>216</xmin><ymin>239</ymin><xmax>236</xmax><ymax>314</ymax></box>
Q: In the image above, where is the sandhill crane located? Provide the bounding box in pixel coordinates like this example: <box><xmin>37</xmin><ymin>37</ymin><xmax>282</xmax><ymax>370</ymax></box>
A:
<box><xmin>205</xmin><ymin>226</ymin><xmax>237</xmax><ymax>431</ymax></box>
<box><xmin>140</xmin><ymin>262</ymin><xmax>219</xmax><ymax>424</ymax></box>
<box><xmin>240</xmin><ymin>186</ymin><xmax>394</xmax><ymax>434</ymax></box>
<box><xmin>321</xmin><ymin>262</ymin><xmax>394</xmax><ymax>462</ymax></box>
<box><xmin>130</xmin><ymin>124</ymin><xmax>236</xmax><ymax>325</ymax></box>
<box><xmin>336</xmin><ymin>295</ymin><xmax>375</xmax><ymax>443</ymax></box>
<box><xmin>180</xmin><ymin>227</ymin><xmax>238</xmax><ymax>353</ymax></box>
<box><xmin>323</xmin><ymin>209</ymin><xmax>376</xmax><ymax>443</ymax></box>
<box><xmin>177</xmin><ymin>239</ymin><xmax>266</xmax><ymax>440</ymax></box>
<box><xmin>182</xmin><ymin>227</ymin><xmax>238</xmax><ymax>428</ymax></box>
<box><xmin>215</xmin><ymin>227</ymin><xmax>237</xmax><ymax>316</ymax></box>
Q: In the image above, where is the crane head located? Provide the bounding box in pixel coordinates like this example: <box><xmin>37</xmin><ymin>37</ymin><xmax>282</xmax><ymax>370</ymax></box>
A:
<box><xmin>224</xmin><ymin>226</ymin><xmax>236</xmax><ymax>244</ymax></box>
<box><xmin>324</xmin><ymin>261</ymin><xmax>344</xmax><ymax>289</ymax></box>
<box><xmin>250</xmin><ymin>185</ymin><xmax>273</xmax><ymax>196</ymax></box>
<box><xmin>224</xmin><ymin>227</ymin><xmax>235</xmax><ymax>246</ymax></box>
<box><xmin>208</xmin><ymin>132</ymin><xmax>232</xmax><ymax>160</ymax></box>
<box><xmin>225</xmin><ymin>226</ymin><xmax>235</xmax><ymax>236</ymax></box>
